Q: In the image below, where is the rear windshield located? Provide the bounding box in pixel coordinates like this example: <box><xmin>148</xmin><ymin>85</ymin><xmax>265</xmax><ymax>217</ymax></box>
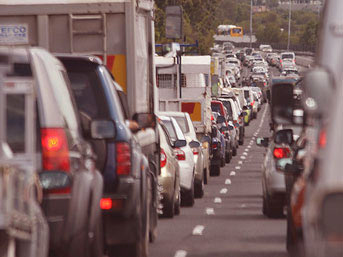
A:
<box><xmin>222</xmin><ymin>101</ymin><xmax>233</xmax><ymax>118</ymax></box>
<box><xmin>66</xmin><ymin>69</ymin><xmax>110</xmax><ymax>120</ymax></box>
<box><xmin>173</xmin><ymin>116</ymin><xmax>190</xmax><ymax>133</ymax></box>
<box><xmin>161</xmin><ymin>120</ymin><xmax>177</xmax><ymax>140</ymax></box>
<box><xmin>211</xmin><ymin>103</ymin><xmax>222</xmax><ymax>115</ymax></box>
<box><xmin>244</xmin><ymin>91</ymin><xmax>250</xmax><ymax>99</ymax></box>
<box><xmin>282</xmin><ymin>54</ymin><xmax>294</xmax><ymax>59</ymax></box>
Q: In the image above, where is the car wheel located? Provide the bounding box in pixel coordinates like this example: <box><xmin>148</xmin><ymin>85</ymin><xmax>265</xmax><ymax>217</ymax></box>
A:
<box><xmin>220</xmin><ymin>157</ymin><xmax>225</xmax><ymax>167</ymax></box>
<box><xmin>181</xmin><ymin>178</ymin><xmax>195</xmax><ymax>207</ymax></box>
<box><xmin>265</xmin><ymin>193</ymin><xmax>284</xmax><ymax>218</ymax></box>
<box><xmin>194</xmin><ymin>178</ymin><xmax>204</xmax><ymax>198</ymax></box>
<box><xmin>174</xmin><ymin>186</ymin><xmax>181</xmax><ymax>215</ymax></box>
<box><xmin>232</xmin><ymin>146</ymin><xmax>237</xmax><ymax>157</ymax></box>
<box><xmin>210</xmin><ymin>165</ymin><xmax>220</xmax><ymax>176</ymax></box>
<box><xmin>239</xmin><ymin>137</ymin><xmax>244</xmax><ymax>145</ymax></box>
<box><xmin>225</xmin><ymin>151</ymin><xmax>231</xmax><ymax>163</ymax></box>
<box><xmin>162</xmin><ymin>197</ymin><xmax>174</xmax><ymax>218</ymax></box>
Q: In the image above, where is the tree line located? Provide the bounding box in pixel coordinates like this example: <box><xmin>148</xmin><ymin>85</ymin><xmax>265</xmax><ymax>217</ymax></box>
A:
<box><xmin>155</xmin><ymin>0</ymin><xmax>320</xmax><ymax>54</ymax></box>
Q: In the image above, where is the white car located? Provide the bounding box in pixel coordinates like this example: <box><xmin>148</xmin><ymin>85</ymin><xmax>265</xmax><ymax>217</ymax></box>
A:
<box><xmin>159</xmin><ymin>111</ymin><xmax>210</xmax><ymax>198</ymax></box>
<box><xmin>159</xmin><ymin>116</ymin><xmax>196</xmax><ymax>206</ymax></box>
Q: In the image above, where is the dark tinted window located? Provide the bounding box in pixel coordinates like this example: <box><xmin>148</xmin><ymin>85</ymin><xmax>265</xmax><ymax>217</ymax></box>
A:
<box><xmin>66</xmin><ymin>69</ymin><xmax>110</xmax><ymax>120</ymax></box>
<box><xmin>211</xmin><ymin>103</ymin><xmax>222</xmax><ymax>115</ymax></box>
<box><xmin>222</xmin><ymin>101</ymin><xmax>233</xmax><ymax>118</ymax></box>
<box><xmin>6</xmin><ymin>94</ymin><xmax>25</xmax><ymax>152</ymax></box>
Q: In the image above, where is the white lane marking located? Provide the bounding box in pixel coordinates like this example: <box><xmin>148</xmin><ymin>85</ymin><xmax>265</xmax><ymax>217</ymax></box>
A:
<box><xmin>225</xmin><ymin>178</ymin><xmax>231</xmax><ymax>185</ymax></box>
<box><xmin>241</xmin><ymin>204</ymin><xmax>247</xmax><ymax>208</ymax></box>
<box><xmin>174</xmin><ymin>250</ymin><xmax>188</xmax><ymax>257</ymax></box>
<box><xmin>230</xmin><ymin>171</ymin><xmax>236</xmax><ymax>176</ymax></box>
<box><xmin>214</xmin><ymin>197</ymin><xmax>222</xmax><ymax>203</ymax></box>
<box><xmin>244</xmin><ymin>149</ymin><xmax>249</xmax><ymax>152</ymax></box>
<box><xmin>206</xmin><ymin>208</ymin><xmax>215</xmax><ymax>215</ymax></box>
<box><xmin>240</xmin><ymin>156</ymin><xmax>246</xmax><ymax>160</ymax></box>
<box><xmin>243</xmin><ymin>152</ymin><xmax>248</xmax><ymax>156</ymax></box>
<box><xmin>247</xmin><ymin>145</ymin><xmax>252</xmax><ymax>149</ymax></box>
<box><xmin>220</xmin><ymin>188</ymin><xmax>228</xmax><ymax>194</ymax></box>
<box><xmin>238</xmin><ymin>161</ymin><xmax>243</xmax><ymax>164</ymax></box>
<box><xmin>235</xmin><ymin>166</ymin><xmax>241</xmax><ymax>170</ymax></box>
<box><xmin>192</xmin><ymin>225</ymin><xmax>205</xmax><ymax>235</ymax></box>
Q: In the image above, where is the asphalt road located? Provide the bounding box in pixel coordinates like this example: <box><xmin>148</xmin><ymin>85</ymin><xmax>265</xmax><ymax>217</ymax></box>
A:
<box><xmin>149</xmin><ymin>104</ymin><xmax>288</xmax><ymax>257</ymax></box>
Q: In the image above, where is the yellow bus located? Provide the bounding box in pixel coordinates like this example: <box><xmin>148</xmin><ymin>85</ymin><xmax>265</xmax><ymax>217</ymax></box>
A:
<box><xmin>229</xmin><ymin>26</ymin><xmax>243</xmax><ymax>37</ymax></box>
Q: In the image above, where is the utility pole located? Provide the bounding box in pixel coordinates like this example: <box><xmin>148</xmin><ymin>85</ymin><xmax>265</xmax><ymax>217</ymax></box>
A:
<box><xmin>250</xmin><ymin>0</ymin><xmax>253</xmax><ymax>48</ymax></box>
<box><xmin>287</xmin><ymin>0</ymin><xmax>292</xmax><ymax>50</ymax></box>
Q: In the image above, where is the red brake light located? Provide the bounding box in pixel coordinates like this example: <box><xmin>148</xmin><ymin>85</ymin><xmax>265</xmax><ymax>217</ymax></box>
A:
<box><xmin>192</xmin><ymin>148</ymin><xmax>199</xmax><ymax>155</ymax></box>
<box><xmin>160</xmin><ymin>148</ymin><xmax>167</xmax><ymax>168</ymax></box>
<box><xmin>319</xmin><ymin>129</ymin><xmax>326</xmax><ymax>148</ymax></box>
<box><xmin>100</xmin><ymin>198</ymin><xmax>112</xmax><ymax>210</ymax></box>
<box><xmin>212</xmin><ymin>142</ymin><xmax>218</xmax><ymax>150</ymax></box>
<box><xmin>41</xmin><ymin>128</ymin><xmax>70</xmax><ymax>172</ymax></box>
<box><xmin>174</xmin><ymin>148</ymin><xmax>186</xmax><ymax>161</ymax></box>
<box><xmin>116</xmin><ymin>142</ymin><xmax>131</xmax><ymax>175</ymax></box>
<box><xmin>273</xmin><ymin>147</ymin><xmax>291</xmax><ymax>159</ymax></box>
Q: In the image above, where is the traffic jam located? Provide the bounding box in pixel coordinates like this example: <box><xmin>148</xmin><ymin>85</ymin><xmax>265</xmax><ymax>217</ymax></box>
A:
<box><xmin>0</xmin><ymin>0</ymin><xmax>341</xmax><ymax>257</ymax></box>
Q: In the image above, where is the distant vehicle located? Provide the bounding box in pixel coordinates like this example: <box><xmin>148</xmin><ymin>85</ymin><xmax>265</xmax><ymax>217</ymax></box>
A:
<box><xmin>217</xmin><ymin>24</ymin><xmax>243</xmax><ymax>37</ymax></box>
<box><xmin>259</xmin><ymin>44</ymin><xmax>273</xmax><ymax>52</ymax></box>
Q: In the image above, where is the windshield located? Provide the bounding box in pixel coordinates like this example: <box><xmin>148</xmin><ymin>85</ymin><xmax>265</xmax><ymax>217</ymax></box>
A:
<box><xmin>172</xmin><ymin>116</ymin><xmax>190</xmax><ymax>133</ymax></box>
<box><xmin>282</xmin><ymin>54</ymin><xmax>294</xmax><ymax>59</ymax></box>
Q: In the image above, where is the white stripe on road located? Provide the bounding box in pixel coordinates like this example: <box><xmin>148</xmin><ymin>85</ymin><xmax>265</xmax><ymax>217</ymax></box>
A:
<box><xmin>174</xmin><ymin>250</ymin><xmax>188</xmax><ymax>257</ymax></box>
<box><xmin>225</xmin><ymin>178</ymin><xmax>232</xmax><ymax>185</ymax></box>
<box><xmin>214</xmin><ymin>197</ymin><xmax>222</xmax><ymax>203</ymax></box>
<box><xmin>235</xmin><ymin>166</ymin><xmax>241</xmax><ymax>170</ymax></box>
<box><xmin>206</xmin><ymin>208</ymin><xmax>215</xmax><ymax>215</ymax></box>
<box><xmin>192</xmin><ymin>225</ymin><xmax>205</xmax><ymax>235</ymax></box>
<box><xmin>238</xmin><ymin>161</ymin><xmax>243</xmax><ymax>164</ymax></box>
<box><xmin>220</xmin><ymin>188</ymin><xmax>228</xmax><ymax>194</ymax></box>
<box><xmin>247</xmin><ymin>145</ymin><xmax>252</xmax><ymax>149</ymax></box>
<box><xmin>241</xmin><ymin>155</ymin><xmax>247</xmax><ymax>159</ymax></box>
<box><xmin>230</xmin><ymin>171</ymin><xmax>236</xmax><ymax>176</ymax></box>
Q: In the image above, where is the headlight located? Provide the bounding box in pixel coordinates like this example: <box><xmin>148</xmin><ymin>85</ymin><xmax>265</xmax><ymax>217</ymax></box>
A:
<box><xmin>320</xmin><ymin>193</ymin><xmax>343</xmax><ymax>240</ymax></box>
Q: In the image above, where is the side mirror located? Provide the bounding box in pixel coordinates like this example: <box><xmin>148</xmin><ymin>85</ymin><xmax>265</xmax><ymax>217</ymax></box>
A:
<box><xmin>91</xmin><ymin>120</ymin><xmax>116</xmax><ymax>139</ymax></box>
<box><xmin>132</xmin><ymin>113</ymin><xmax>156</xmax><ymax>129</ymax></box>
<box><xmin>216</xmin><ymin>115</ymin><xmax>226</xmax><ymax>124</ymax></box>
<box><xmin>174</xmin><ymin>139</ymin><xmax>187</xmax><ymax>148</ymax></box>
<box><xmin>189</xmin><ymin>140</ymin><xmax>201</xmax><ymax>148</ymax></box>
<box><xmin>274</xmin><ymin>129</ymin><xmax>293</xmax><ymax>145</ymax></box>
<box><xmin>256</xmin><ymin>137</ymin><xmax>269</xmax><ymax>147</ymax></box>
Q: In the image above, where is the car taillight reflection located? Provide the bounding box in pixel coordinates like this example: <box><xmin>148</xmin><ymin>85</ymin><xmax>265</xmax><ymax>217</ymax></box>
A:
<box><xmin>273</xmin><ymin>147</ymin><xmax>291</xmax><ymax>159</ymax></box>
<box><xmin>116</xmin><ymin>142</ymin><xmax>131</xmax><ymax>175</ymax></box>
<box><xmin>160</xmin><ymin>148</ymin><xmax>167</xmax><ymax>168</ymax></box>
<box><xmin>174</xmin><ymin>148</ymin><xmax>186</xmax><ymax>161</ymax></box>
<box><xmin>41</xmin><ymin>128</ymin><xmax>71</xmax><ymax>194</ymax></box>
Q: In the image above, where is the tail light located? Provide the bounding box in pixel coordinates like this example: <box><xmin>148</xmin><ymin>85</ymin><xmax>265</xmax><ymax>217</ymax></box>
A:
<box><xmin>192</xmin><ymin>148</ymin><xmax>199</xmax><ymax>155</ymax></box>
<box><xmin>41</xmin><ymin>128</ymin><xmax>70</xmax><ymax>172</ymax></box>
<box><xmin>160</xmin><ymin>148</ymin><xmax>167</xmax><ymax>168</ymax></box>
<box><xmin>116</xmin><ymin>142</ymin><xmax>131</xmax><ymax>175</ymax></box>
<box><xmin>273</xmin><ymin>147</ymin><xmax>291</xmax><ymax>159</ymax></box>
<box><xmin>41</xmin><ymin>128</ymin><xmax>70</xmax><ymax>194</ymax></box>
<box><xmin>319</xmin><ymin>129</ymin><xmax>326</xmax><ymax>149</ymax></box>
<box><xmin>174</xmin><ymin>148</ymin><xmax>186</xmax><ymax>161</ymax></box>
<box><xmin>212</xmin><ymin>142</ymin><xmax>218</xmax><ymax>150</ymax></box>
<box><xmin>251</xmin><ymin>101</ymin><xmax>255</xmax><ymax>107</ymax></box>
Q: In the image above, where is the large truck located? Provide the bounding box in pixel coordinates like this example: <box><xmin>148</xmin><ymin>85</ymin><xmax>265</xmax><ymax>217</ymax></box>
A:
<box><xmin>156</xmin><ymin>54</ymin><xmax>212</xmax><ymax>183</ymax></box>
<box><xmin>0</xmin><ymin>1</ymin><xmax>159</xmax><ymax>256</ymax></box>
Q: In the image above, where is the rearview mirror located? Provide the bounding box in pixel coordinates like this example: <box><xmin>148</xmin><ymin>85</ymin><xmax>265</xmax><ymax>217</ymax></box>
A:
<box><xmin>91</xmin><ymin>120</ymin><xmax>116</xmax><ymax>139</ymax></box>
<box><xmin>132</xmin><ymin>113</ymin><xmax>156</xmax><ymax>129</ymax></box>
<box><xmin>174</xmin><ymin>139</ymin><xmax>187</xmax><ymax>148</ymax></box>
<box><xmin>189</xmin><ymin>140</ymin><xmax>201</xmax><ymax>148</ymax></box>
<box><xmin>256</xmin><ymin>137</ymin><xmax>269</xmax><ymax>147</ymax></box>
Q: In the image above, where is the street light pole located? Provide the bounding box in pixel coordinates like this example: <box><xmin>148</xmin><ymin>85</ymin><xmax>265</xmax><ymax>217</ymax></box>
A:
<box><xmin>250</xmin><ymin>0</ymin><xmax>253</xmax><ymax>48</ymax></box>
<box><xmin>287</xmin><ymin>0</ymin><xmax>292</xmax><ymax>50</ymax></box>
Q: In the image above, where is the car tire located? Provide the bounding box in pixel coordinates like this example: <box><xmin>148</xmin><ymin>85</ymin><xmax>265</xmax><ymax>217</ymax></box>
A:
<box><xmin>265</xmin><ymin>193</ymin><xmax>284</xmax><ymax>218</ymax></box>
<box><xmin>194</xmin><ymin>178</ymin><xmax>204</xmax><ymax>198</ymax></box>
<box><xmin>174</xmin><ymin>187</ymin><xmax>181</xmax><ymax>215</ymax></box>
<box><xmin>225</xmin><ymin>151</ymin><xmax>231</xmax><ymax>163</ymax></box>
<box><xmin>203</xmin><ymin>168</ymin><xmax>208</xmax><ymax>185</ymax></box>
<box><xmin>220</xmin><ymin>157</ymin><xmax>225</xmax><ymax>167</ymax></box>
<box><xmin>181</xmin><ymin>178</ymin><xmax>195</xmax><ymax>207</ymax></box>
<box><xmin>162</xmin><ymin>197</ymin><xmax>174</xmax><ymax>218</ymax></box>
<box><xmin>232</xmin><ymin>147</ymin><xmax>237</xmax><ymax>157</ymax></box>
<box><xmin>210</xmin><ymin>165</ymin><xmax>220</xmax><ymax>176</ymax></box>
